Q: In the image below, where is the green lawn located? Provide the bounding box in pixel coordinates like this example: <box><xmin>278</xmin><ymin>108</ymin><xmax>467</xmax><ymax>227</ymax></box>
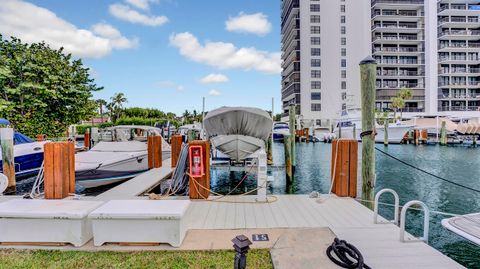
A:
<box><xmin>0</xmin><ymin>249</ymin><xmax>273</xmax><ymax>269</ymax></box>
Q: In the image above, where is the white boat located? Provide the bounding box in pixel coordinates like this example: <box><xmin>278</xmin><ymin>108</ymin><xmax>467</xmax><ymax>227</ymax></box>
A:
<box><xmin>204</xmin><ymin>107</ymin><xmax>273</xmax><ymax>162</ymax></box>
<box><xmin>334</xmin><ymin>109</ymin><xmax>413</xmax><ymax>143</ymax></box>
<box><xmin>273</xmin><ymin>122</ymin><xmax>289</xmax><ymax>142</ymax></box>
<box><xmin>75</xmin><ymin>126</ymin><xmax>171</xmax><ymax>188</ymax></box>
<box><xmin>442</xmin><ymin>213</ymin><xmax>480</xmax><ymax>246</ymax></box>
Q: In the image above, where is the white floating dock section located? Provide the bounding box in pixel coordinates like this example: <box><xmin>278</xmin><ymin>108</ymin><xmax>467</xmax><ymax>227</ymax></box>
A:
<box><xmin>89</xmin><ymin>200</ymin><xmax>190</xmax><ymax>247</ymax></box>
<box><xmin>0</xmin><ymin>199</ymin><xmax>103</xmax><ymax>247</ymax></box>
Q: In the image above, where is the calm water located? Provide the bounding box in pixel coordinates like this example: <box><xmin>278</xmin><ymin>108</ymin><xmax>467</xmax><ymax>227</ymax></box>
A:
<box><xmin>211</xmin><ymin>142</ymin><xmax>480</xmax><ymax>268</ymax></box>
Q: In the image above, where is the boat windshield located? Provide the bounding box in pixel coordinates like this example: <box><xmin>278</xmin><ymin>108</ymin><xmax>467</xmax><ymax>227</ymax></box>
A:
<box><xmin>14</xmin><ymin>132</ymin><xmax>34</xmax><ymax>145</ymax></box>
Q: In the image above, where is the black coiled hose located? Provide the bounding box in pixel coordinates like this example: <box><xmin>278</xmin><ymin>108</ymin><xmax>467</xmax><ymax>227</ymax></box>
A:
<box><xmin>326</xmin><ymin>238</ymin><xmax>371</xmax><ymax>269</ymax></box>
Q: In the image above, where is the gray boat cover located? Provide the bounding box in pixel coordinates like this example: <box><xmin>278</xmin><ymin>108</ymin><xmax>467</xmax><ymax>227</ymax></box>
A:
<box><xmin>204</xmin><ymin>107</ymin><xmax>273</xmax><ymax>161</ymax></box>
<box><xmin>204</xmin><ymin>107</ymin><xmax>273</xmax><ymax>140</ymax></box>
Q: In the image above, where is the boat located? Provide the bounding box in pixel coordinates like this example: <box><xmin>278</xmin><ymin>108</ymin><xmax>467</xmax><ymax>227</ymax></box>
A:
<box><xmin>75</xmin><ymin>126</ymin><xmax>171</xmax><ymax>188</ymax></box>
<box><xmin>0</xmin><ymin>131</ymin><xmax>48</xmax><ymax>178</ymax></box>
<box><xmin>203</xmin><ymin>107</ymin><xmax>273</xmax><ymax>162</ymax></box>
<box><xmin>273</xmin><ymin>122</ymin><xmax>289</xmax><ymax>142</ymax></box>
<box><xmin>442</xmin><ymin>213</ymin><xmax>480</xmax><ymax>246</ymax></box>
<box><xmin>334</xmin><ymin>109</ymin><xmax>413</xmax><ymax>143</ymax></box>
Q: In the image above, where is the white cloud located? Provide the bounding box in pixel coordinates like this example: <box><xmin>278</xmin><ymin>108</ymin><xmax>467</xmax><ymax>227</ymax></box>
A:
<box><xmin>0</xmin><ymin>0</ymin><xmax>137</xmax><ymax>59</ymax></box>
<box><xmin>208</xmin><ymin>89</ymin><xmax>221</xmax><ymax>96</ymax></box>
<box><xmin>157</xmin><ymin>81</ymin><xmax>184</xmax><ymax>92</ymax></box>
<box><xmin>225</xmin><ymin>12</ymin><xmax>272</xmax><ymax>36</ymax></box>
<box><xmin>125</xmin><ymin>0</ymin><xmax>158</xmax><ymax>10</ymax></box>
<box><xmin>109</xmin><ymin>3</ymin><xmax>168</xmax><ymax>27</ymax></box>
<box><xmin>169</xmin><ymin>32</ymin><xmax>281</xmax><ymax>74</ymax></box>
<box><xmin>91</xmin><ymin>22</ymin><xmax>139</xmax><ymax>49</ymax></box>
<box><xmin>200</xmin><ymin>74</ymin><xmax>229</xmax><ymax>84</ymax></box>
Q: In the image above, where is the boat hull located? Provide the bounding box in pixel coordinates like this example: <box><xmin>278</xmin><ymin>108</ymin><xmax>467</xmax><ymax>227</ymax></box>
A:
<box><xmin>336</xmin><ymin>125</ymin><xmax>412</xmax><ymax>143</ymax></box>
<box><xmin>210</xmin><ymin>135</ymin><xmax>265</xmax><ymax>162</ymax></box>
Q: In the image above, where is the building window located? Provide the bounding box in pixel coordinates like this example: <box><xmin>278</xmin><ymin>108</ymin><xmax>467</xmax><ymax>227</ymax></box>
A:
<box><xmin>311</xmin><ymin>15</ymin><xmax>321</xmax><ymax>23</ymax></box>
<box><xmin>311</xmin><ymin>59</ymin><xmax>321</xmax><ymax>67</ymax></box>
<box><xmin>311</xmin><ymin>26</ymin><xmax>321</xmax><ymax>34</ymax></box>
<box><xmin>341</xmin><ymin>5</ymin><xmax>345</xmax><ymax>12</ymax></box>
<box><xmin>310</xmin><ymin>4</ymin><xmax>320</xmax><ymax>12</ymax></box>
<box><xmin>341</xmin><ymin>59</ymin><xmax>346</xmax><ymax>68</ymax></box>
<box><xmin>342</xmin><ymin>92</ymin><xmax>347</xmax><ymax>100</ymax></box>
<box><xmin>311</xmin><ymin>70</ymin><xmax>321</xmax><ymax>78</ymax></box>
<box><xmin>341</xmin><ymin>16</ymin><xmax>346</xmax><ymax>23</ymax></box>
<box><xmin>341</xmin><ymin>81</ymin><xmax>346</xmax><ymax>89</ymax></box>
<box><xmin>311</xmin><ymin>92</ymin><xmax>321</xmax><ymax>100</ymax></box>
<box><xmin>341</xmin><ymin>26</ymin><xmax>346</xmax><ymax>35</ymax></box>
<box><xmin>311</xmin><ymin>81</ymin><xmax>321</xmax><ymax>89</ymax></box>
<box><xmin>341</xmin><ymin>37</ymin><xmax>346</xmax><ymax>45</ymax></box>
<box><xmin>341</xmin><ymin>70</ymin><xmax>347</xmax><ymax>78</ymax></box>
<box><xmin>342</xmin><ymin>103</ymin><xmax>347</xmax><ymax>110</ymax></box>
<box><xmin>316</xmin><ymin>119</ymin><xmax>322</xmax><ymax>126</ymax></box>
<box><xmin>311</xmin><ymin>37</ymin><xmax>321</xmax><ymax>45</ymax></box>
<box><xmin>311</xmin><ymin>104</ymin><xmax>322</xmax><ymax>111</ymax></box>
<box><xmin>341</xmin><ymin>48</ymin><xmax>346</xmax><ymax>56</ymax></box>
<box><xmin>311</xmin><ymin>48</ymin><xmax>321</xmax><ymax>56</ymax></box>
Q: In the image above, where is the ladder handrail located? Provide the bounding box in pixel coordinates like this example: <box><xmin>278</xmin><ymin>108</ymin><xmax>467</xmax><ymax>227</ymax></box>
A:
<box><xmin>374</xmin><ymin>188</ymin><xmax>399</xmax><ymax>225</ymax></box>
<box><xmin>400</xmin><ymin>200</ymin><xmax>430</xmax><ymax>243</ymax></box>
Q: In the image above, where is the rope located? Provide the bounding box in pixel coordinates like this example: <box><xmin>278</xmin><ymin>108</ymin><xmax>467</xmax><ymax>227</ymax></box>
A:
<box><xmin>354</xmin><ymin>198</ymin><xmax>459</xmax><ymax>217</ymax></box>
<box><xmin>375</xmin><ymin>147</ymin><xmax>480</xmax><ymax>194</ymax></box>
<box><xmin>326</xmin><ymin>238</ymin><xmax>371</xmax><ymax>269</ymax></box>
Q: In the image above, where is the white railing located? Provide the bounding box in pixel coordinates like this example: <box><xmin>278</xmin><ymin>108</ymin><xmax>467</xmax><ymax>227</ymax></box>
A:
<box><xmin>400</xmin><ymin>200</ymin><xmax>430</xmax><ymax>243</ymax></box>
<box><xmin>374</xmin><ymin>189</ymin><xmax>399</xmax><ymax>225</ymax></box>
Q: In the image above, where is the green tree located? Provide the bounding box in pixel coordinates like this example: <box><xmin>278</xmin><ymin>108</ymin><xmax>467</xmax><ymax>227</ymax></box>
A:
<box><xmin>96</xmin><ymin>99</ymin><xmax>107</xmax><ymax>122</ymax></box>
<box><xmin>390</xmin><ymin>97</ymin><xmax>405</xmax><ymax>120</ymax></box>
<box><xmin>108</xmin><ymin>92</ymin><xmax>127</xmax><ymax>122</ymax></box>
<box><xmin>0</xmin><ymin>36</ymin><xmax>101</xmax><ymax>137</ymax></box>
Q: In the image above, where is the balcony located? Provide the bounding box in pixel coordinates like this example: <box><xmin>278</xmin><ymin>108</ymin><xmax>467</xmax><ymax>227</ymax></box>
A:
<box><xmin>377</xmin><ymin>71</ymin><xmax>424</xmax><ymax>77</ymax></box>
<box><xmin>377</xmin><ymin>60</ymin><xmax>423</xmax><ymax>66</ymax></box>
<box><xmin>377</xmin><ymin>83</ymin><xmax>424</xmax><ymax>89</ymax></box>
<box><xmin>438</xmin><ymin>56</ymin><xmax>480</xmax><ymax>64</ymax></box>
<box><xmin>371</xmin><ymin>10</ymin><xmax>421</xmax><ymax>19</ymax></box>
<box><xmin>438</xmin><ymin>43</ymin><xmax>480</xmax><ymax>51</ymax></box>
<box><xmin>373</xmin><ymin>36</ymin><xmax>423</xmax><ymax>44</ymax></box>
<box><xmin>439</xmin><ymin>106</ymin><xmax>480</xmax><ymax>112</ymax></box>
<box><xmin>373</xmin><ymin>47</ymin><xmax>422</xmax><ymax>55</ymax></box>
<box><xmin>438</xmin><ymin>5</ymin><xmax>480</xmax><ymax>16</ymax></box>
<box><xmin>438</xmin><ymin>30</ymin><xmax>480</xmax><ymax>40</ymax></box>
<box><xmin>438</xmin><ymin>17</ymin><xmax>480</xmax><ymax>27</ymax></box>
<box><xmin>372</xmin><ymin>0</ymin><xmax>424</xmax><ymax>8</ymax></box>
<box><xmin>439</xmin><ymin>68</ymin><xmax>480</xmax><ymax>75</ymax></box>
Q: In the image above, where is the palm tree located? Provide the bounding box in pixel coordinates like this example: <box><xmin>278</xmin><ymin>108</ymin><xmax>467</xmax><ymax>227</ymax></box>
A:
<box><xmin>182</xmin><ymin>110</ymin><xmax>191</xmax><ymax>124</ymax></box>
<box><xmin>391</xmin><ymin>97</ymin><xmax>405</xmax><ymax>120</ymax></box>
<box><xmin>398</xmin><ymin>88</ymin><xmax>412</xmax><ymax>119</ymax></box>
<box><xmin>96</xmin><ymin>99</ymin><xmax>107</xmax><ymax>123</ymax></box>
<box><xmin>108</xmin><ymin>93</ymin><xmax>127</xmax><ymax>122</ymax></box>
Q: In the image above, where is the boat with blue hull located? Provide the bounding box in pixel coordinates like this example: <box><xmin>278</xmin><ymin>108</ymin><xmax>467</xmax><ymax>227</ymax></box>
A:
<box><xmin>0</xmin><ymin>132</ymin><xmax>48</xmax><ymax>179</ymax></box>
<box><xmin>273</xmin><ymin>122</ymin><xmax>289</xmax><ymax>142</ymax></box>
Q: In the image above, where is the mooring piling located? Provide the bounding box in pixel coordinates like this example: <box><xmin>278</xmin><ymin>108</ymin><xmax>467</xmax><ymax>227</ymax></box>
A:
<box><xmin>288</xmin><ymin>105</ymin><xmax>296</xmax><ymax>171</ymax></box>
<box><xmin>359</xmin><ymin>56</ymin><xmax>377</xmax><ymax>208</ymax></box>
<box><xmin>440</xmin><ymin>121</ymin><xmax>447</xmax><ymax>146</ymax></box>
<box><xmin>284</xmin><ymin>134</ymin><xmax>293</xmax><ymax>189</ymax></box>
<box><xmin>0</xmin><ymin>128</ymin><xmax>16</xmax><ymax>194</ymax></box>
<box><xmin>384</xmin><ymin>119</ymin><xmax>389</xmax><ymax>146</ymax></box>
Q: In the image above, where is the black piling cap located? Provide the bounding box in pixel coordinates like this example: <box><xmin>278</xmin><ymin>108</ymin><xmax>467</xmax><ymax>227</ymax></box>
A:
<box><xmin>359</xmin><ymin>56</ymin><xmax>377</xmax><ymax>65</ymax></box>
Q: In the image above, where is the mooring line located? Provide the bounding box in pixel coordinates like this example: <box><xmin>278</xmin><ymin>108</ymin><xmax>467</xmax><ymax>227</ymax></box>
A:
<box><xmin>375</xmin><ymin>147</ymin><xmax>480</xmax><ymax>194</ymax></box>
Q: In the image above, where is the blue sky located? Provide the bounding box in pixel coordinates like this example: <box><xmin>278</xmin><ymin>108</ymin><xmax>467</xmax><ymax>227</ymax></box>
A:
<box><xmin>0</xmin><ymin>0</ymin><xmax>281</xmax><ymax>115</ymax></box>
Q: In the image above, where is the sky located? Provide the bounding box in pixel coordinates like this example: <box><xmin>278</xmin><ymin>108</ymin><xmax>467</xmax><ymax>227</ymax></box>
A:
<box><xmin>0</xmin><ymin>0</ymin><xmax>281</xmax><ymax>115</ymax></box>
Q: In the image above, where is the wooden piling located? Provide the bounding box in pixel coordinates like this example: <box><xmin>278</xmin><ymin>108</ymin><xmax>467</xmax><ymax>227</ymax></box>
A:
<box><xmin>147</xmin><ymin>136</ymin><xmax>163</xmax><ymax>169</ymax></box>
<box><xmin>352</xmin><ymin>124</ymin><xmax>356</xmax><ymax>141</ymax></box>
<box><xmin>1</xmin><ymin>128</ymin><xmax>16</xmax><ymax>193</ymax></box>
<box><xmin>284</xmin><ymin>135</ymin><xmax>293</xmax><ymax>188</ymax></box>
<box><xmin>414</xmin><ymin>130</ymin><xmax>420</xmax><ymax>146</ymax></box>
<box><xmin>266</xmin><ymin>135</ymin><xmax>273</xmax><ymax>165</ymax></box>
<box><xmin>36</xmin><ymin>134</ymin><xmax>46</xmax><ymax>142</ymax></box>
<box><xmin>43</xmin><ymin>142</ymin><xmax>75</xmax><ymax>199</ymax></box>
<box><xmin>84</xmin><ymin>129</ymin><xmax>90</xmax><ymax>149</ymax></box>
<box><xmin>331</xmin><ymin>139</ymin><xmax>358</xmax><ymax>198</ymax></box>
<box><xmin>359</xmin><ymin>56</ymin><xmax>377</xmax><ymax>209</ymax></box>
<box><xmin>171</xmin><ymin>135</ymin><xmax>183</xmax><ymax>167</ymax></box>
<box><xmin>440</xmin><ymin>121</ymin><xmax>447</xmax><ymax>146</ymax></box>
<box><xmin>289</xmin><ymin>105</ymin><xmax>296</xmax><ymax>171</ymax></box>
<box><xmin>384</xmin><ymin>119</ymin><xmax>389</xmax><ymax>146</ymax></box>
<box><xmin>188</xmin><ymin>140</ymin><xmax>210</xmax><ymax>199</ymax></box>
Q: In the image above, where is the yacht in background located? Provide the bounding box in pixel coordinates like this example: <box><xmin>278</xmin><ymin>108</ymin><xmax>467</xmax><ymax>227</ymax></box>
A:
<box><xmin>334</xmin><ymin>109</ymin><xmax>413</xmax><ymax>144</ymax></box>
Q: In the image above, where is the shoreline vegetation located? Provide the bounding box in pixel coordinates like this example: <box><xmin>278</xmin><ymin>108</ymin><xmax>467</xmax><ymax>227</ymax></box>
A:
<box><xmin>0</xmin><ymin>249</ymin><xmax>273</xmax><ymax>269</ymax></box>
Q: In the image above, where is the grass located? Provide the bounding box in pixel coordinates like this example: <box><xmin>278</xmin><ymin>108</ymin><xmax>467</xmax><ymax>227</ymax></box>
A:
<box><xmin>0</xmin><ymin>249</ymin><xmax>273</xmax><ymax>269</ymax></box>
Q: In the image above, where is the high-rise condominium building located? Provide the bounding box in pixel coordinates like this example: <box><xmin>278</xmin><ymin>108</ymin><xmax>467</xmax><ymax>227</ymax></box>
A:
<box><xmin>281</xmin><ymin>0</ymin><xmax>480</xmax><ymax>122</ymax></box>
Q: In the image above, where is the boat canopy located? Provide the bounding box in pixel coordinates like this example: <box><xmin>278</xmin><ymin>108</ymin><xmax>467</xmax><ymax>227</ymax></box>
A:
<box><xmin>204</xmin><ymin>107</ymin><xmax>273</xmax><ymax>141</ymax></box>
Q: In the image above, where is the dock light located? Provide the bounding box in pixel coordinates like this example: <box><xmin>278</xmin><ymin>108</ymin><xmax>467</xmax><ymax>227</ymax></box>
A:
<box><xmin>232</xmin><ymin>235</ymin><xmax>252</xmax><ymax>269</ymax></box>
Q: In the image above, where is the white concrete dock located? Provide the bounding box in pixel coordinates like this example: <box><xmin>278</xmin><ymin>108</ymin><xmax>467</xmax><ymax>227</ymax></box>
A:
<box><xmin>182</xmin><ymin>195</ymin><xmax>463</xmax><ymax>269</ymax></box>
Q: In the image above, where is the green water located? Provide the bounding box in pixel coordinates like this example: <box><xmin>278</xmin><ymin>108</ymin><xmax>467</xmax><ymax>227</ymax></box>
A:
<box><xmin>211</xmin><ymin>142</ymin><xmax>480</xmax><ymax>268</ymax></box>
